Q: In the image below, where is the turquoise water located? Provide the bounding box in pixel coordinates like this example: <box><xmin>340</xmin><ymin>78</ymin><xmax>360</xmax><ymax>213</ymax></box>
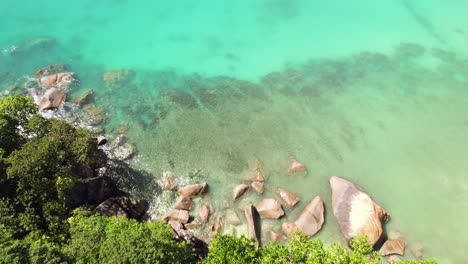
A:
<box><xmin>2</xmin><ymin>1</ymin><xmax>468</xmax><ymax>263</ymax></box>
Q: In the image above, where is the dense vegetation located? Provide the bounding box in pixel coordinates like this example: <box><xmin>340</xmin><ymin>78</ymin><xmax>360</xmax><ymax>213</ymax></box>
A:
<box><xmin>0</xmin><ymin>95</ymin><xmax>437</xmax><ymax>263</ymax></box>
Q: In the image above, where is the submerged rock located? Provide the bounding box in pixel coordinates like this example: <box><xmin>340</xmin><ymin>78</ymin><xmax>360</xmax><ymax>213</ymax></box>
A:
<box><xmin>102</xmin><ymin>69</ymin><xmax>133</xmax><ymax>89</ymax></box>
<box><xmin>198</xmin><ymin>205</ymin><xmax>210</xmax><ymax>223</ymax></box>
<box><xmin>252</xmin><ymin>159</ymin><xmax>266</xmax><ymax>181</ymax></box>
<box><xmin>251</xmin><ymin>181</ymin><xmax>264</xmax><ymax>194</ymax></box>
<box><xmin>174</xmin><ymin>196</ymin><xmax>193</xmax><ymax>211</ymax></box>
<box><xmin>256</xmin><ymin>198</ymin><xmax>284</xmax><ymax>219</ymax></box>
<box><xmin>38</xmin><ymin>88</ymin><xmax>66</xmax><ymax>111</ymax></box>
<box><xmin>83</xmin><ymin>104</ymin><xmax>107</xmax><ymax>125</ymax></box>
<box><xmin>39</xmin><ymin>72</ymin><xmax>74</xmax><ymax>89</ymax></box>
<box><xmin>233</xmin><ymin>183</ymin><xmax>250</xmax><ymax>200</ymax></box>
<box><xmin>329</xmin><ymin>176</ymin><xmax>389</xmax><ymax>246</ymax></box>
<box><xmin>380</xmin><ymin>239</ymin><xmax>407</xmax><ymax>256</ymax></box>
<box><xmin>177</xmin><ymin>183</ymin><xmax>208</xmax><ymax>197</ymax></box>
<box><xmin>225</xmin><ymin>209</ymin><xmax>241</xmax><ymax>225</ymax></box>
<box><xmin>411</xmin><ymin>242</ymin><xmax>424</xmax><ymax>260</ymax></box>
<box><xmin>95</xmin><ymin>196</ymin><xmax>148</xmax><ymax>220</ymax></box>
<box><xmin>274</xmin><ymin>187</ymin><xmax>300</xmax><ymax>209</ymax></box>
<box><xmin>71</xmin><ymin>89</ymin><xmax>94</xmax><ymax>106</ymax></box>
<box><xmin>281</xmin><ymin>196</ymin><xmax>324</xmax><ymax>237</ymax></box>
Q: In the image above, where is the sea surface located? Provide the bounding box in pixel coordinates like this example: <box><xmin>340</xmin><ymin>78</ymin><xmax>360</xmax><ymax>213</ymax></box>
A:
<box><xmin>1</xmin><ymin>1</ymin><xmax>468</xmax><ymax>263</ymax></box>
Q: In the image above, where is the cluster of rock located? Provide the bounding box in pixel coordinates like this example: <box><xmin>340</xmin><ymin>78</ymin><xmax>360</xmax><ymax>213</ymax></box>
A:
<box><xmin>158</xmin><ymin>157</ymin><xmax>425</xmax><ymax>262</ymax></box>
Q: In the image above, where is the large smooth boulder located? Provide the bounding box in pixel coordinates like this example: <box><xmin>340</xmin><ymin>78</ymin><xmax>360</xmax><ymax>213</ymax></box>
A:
<box><xmin>274</xmin><ymin>187</ymin><xmax>300</xmax><ymax>209</ymax></box>
<box><xmin>38</xmin><ymin>88</ymin><xmax>66</xmax><ymax>111</ymax></box>
<box><xmin>256</xmin><ymin>198</ymin><xmax>284</xmax><ymax>219</ymax></box>
<box><xmin>281</xmin><ymin>196</ymin><xmax>324</xmax><ymax>237</ymax></box>
<box><xmin>175</xmin><ymin>196</ymin><xmax>193</xmax><ymax>210</ymax></box>
<box><xmin>162</xmin><ymin>209</ymin><xmax>189</xmax><ymax>224</ymax></box>
<box><xmin>233</xmin><ymin>183</ymin><xmax>250</xmax><ymax>200</ymax></box>
<box><xmin>177</xmin><ymin>183</ymin><xmax>208</xmax><ymax>197</ymax></box>
<box><xmin>40</xmin><ymin>72</ymin><xmax>74</xmax><ymax>89</ymax></box>
<box><xmin>329</xmin><ymin>176</ymin><xmax>389</xmax><ymax>246</ymax></box>
<box><xmin>244</xmin><ymin>204</ymin><xmax>260</xmax><ymax>248</ymax></box>
<box><xmin>379</xmin><ymin>239</ymin><xmax>407</xmax><ymax>256</ymax></box>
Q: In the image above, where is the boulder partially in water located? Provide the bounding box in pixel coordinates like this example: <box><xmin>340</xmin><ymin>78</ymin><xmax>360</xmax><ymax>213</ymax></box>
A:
<box><xmin>71</xmin><ymin>89</ymin><xmax>94</xmax><ymax>106</ymax></box>
<box><xmin>177</xmin><ymin>183</ymin><xmax>208</xmax><ymax>197</ymax></box>
<box><xmin>274</xmin><ymin>187</ymin><xmax>300</xmax><ymax>209</ymax></box>
<box><xmin>175</xmin><ymin>196</ymin><xmax>193</xmax><ymax>211</ymax></box>
<box><xmin>198</xmin><ymin>205</ymin><xmax>210</xmax><ymax>223</ymax></box>
<box><xmin>256</xmin><ymin>198</ymin><xmax>284</xmax><ymax>219</ymax></box>
<box><xmin>285</xmin><ymin>158</ymin><xmax>307</xmax><ymax>176</ymax></box>
<box><xmin>40</xmin><ymin>72</ymin><xmax>74</xmax><ymax>89</ymax></box>
<box><xmin>225</xmin><ymin>209</ymin><xmax>241</xmax><ymax>225</ymax></box>
<box><xmin>233</xmin><ymin>183</ymin><xmax>250</xmax><ymax>200</ymax></box>
<box><xmin>281</xmin><ymin>196</ymin><xmax>324</xmax><ymax>237</ymax></box>
<box><xmin>329</xmin><ymin>176</ymin><xmax>389</xmax><ymax>246</ymax></box>
<box><xmin>38</xmin><ymin>88</ymin><xmax>66</xmax><ymax>111</ymax></box>
<box><xmin>244</xmin><ymin>204</ymin><xmax>260</xmax><ymax>248</ymax></box>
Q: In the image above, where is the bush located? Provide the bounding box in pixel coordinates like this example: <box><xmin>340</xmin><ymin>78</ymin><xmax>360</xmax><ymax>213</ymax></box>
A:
<box><xmin>202</xmin><ymin>234</ymin><xmax>259</xmax><ymax>264</ymax></box>
<box><xmin>67</xmin><ymin>214</ymin><xmax>195</xmax><ymax>264</ymax></box>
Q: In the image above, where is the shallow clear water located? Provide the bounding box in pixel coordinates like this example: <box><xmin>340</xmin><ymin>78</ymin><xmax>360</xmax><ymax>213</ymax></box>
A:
<box><xmin>1</xmin><ymin>1</ymin><xmax>468</xmax><ymax>263</ymax></box>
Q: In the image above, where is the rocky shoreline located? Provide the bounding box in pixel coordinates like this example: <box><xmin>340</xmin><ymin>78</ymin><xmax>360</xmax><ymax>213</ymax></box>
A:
<box><xmin>2</xmin><ymin>63</ymin><xmax>428</xmax><ymax>262</ymax></box>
